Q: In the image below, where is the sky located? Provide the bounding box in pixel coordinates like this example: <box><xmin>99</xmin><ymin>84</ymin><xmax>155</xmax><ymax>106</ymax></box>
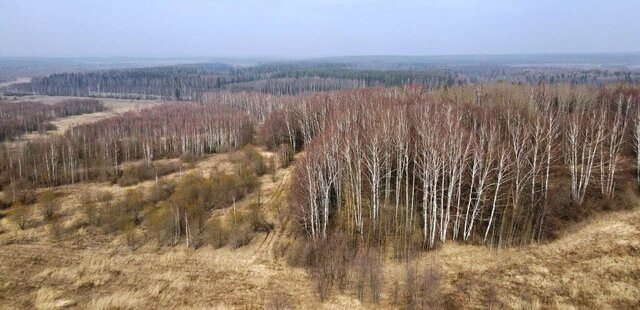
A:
<box><xmin>0</xmin><ymin>0</ymin><xmax>639</xmax><ymax>58</ymax></box>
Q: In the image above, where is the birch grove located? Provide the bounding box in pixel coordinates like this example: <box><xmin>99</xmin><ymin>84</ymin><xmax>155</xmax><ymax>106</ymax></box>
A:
<box><xmin>286</xmin><ymin>84</ymin><xmax>640</xmax><ymax>250</ymax></box>
<box><xmin>0</xmin><ymin>102</ymin><xmax>254</xmax><ymax>187</ymax></box>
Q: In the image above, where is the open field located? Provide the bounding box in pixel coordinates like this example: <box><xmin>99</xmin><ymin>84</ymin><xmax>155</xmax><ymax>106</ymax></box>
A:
<box><xmin>1</xmin><ymin>95</ymin><xmax>162</xmax><ymax>153</ymax></box>
<box><xmin>0</xmin><ymin>78</ymin><xmax>31</xmax><ymax>89</ymax></box>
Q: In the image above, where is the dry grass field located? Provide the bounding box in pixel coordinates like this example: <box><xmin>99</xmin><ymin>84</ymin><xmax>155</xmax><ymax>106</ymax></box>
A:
<box><xmin>0</xmin><ymin>148</ymin><xmax>638</xmax><ymax>309</ymax></box>
<box><xmin>0</xmin><ymin>95</ymin><xmax>162</xmax><ymax>153</ymax></box>
<box><xmin>0</xmin><ymin>78</ymin><xmax>32</xmax><ymax>89</ymax></box>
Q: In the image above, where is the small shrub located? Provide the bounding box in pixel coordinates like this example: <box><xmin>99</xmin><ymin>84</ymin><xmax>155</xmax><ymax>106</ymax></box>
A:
<box><xmin>94</xmin><ymin>190</ymin><xmax>114</xmax><ymax>203</ymax></box>
<box><xmin>226</xmin><ymin>204</ymin><xmax>272</xmax><ymax>248</ymax></box>
<box><xmin>278</xmin><ymin>143</ymin><xmax>294</xmax><ymax>168</ymax></box>
<box><xmin>265</xmin><ymin>292</ymin><xmax>292</xmax><ymax>310</ymax></box>
<box><xmin>146</xmin><ymin>202</ymin><xmax>175</xmax><ymax>246</ymax></box>
<box><xmin>117</xmin><ymin>162</ymin><xmax>180</xmax><ymax>187</ymax></box>
<box><xmin>100</xmin><ymin>201</ymin><xmax>134</xmax><ymax>234</ymax></box>
<box><xmin>147</xmin><ymin>178</ymin><xmax>176</xmax><ymax>203</ymax></box>
<box><xmin>10</xmin><ymin>202</ymin><xmax>30</xmax><ymax>230</ymax></box>
<box><xmin>267</xmin><ymin>155</ymin><xmax>277</xmax><ymax>175</ymax></box>
<box><xmin>205</xmin><ymin>217</ymin><xmax>230</xmax><ymax>248</ymax></box>
<box><xmin>122</xmin><ymin>189</ymin><xmax>145</xmax><ymax>224</ymax></box>
<box><xmin>244</xmin><ymin>203</ymin><xmax>273</xmax><ymax>232</ymax></box>
<box><xmin>43</xmin><ymin>123</ymin><xmax>57</xmax><ymax>131</ymax></box>
<box><xmin>228</xmin><ymin>224</ymin><xmax>255</xmax><ymax>248</ymax></box>
<box><xmin>185</xmin><ymin>204</ymin><xmax>207</xmax><ymax>248</ymax></box>
<box><xmin>0</xmin><ymin>197</ymin><xmax>11</xmax><ymax>210</ymax></box>
<box><xmin>404</xmin><ymin>262</ymin><xmax>418</xmax><ymax>310</ymax></box>
<box><xmin>180</xmin><ymin>153</ymin><xmax>198</xmax><ymax>165</ymax></box>
<box><xmin>123</xmin><ymin>221</ymin><xmax>142</xmax><ymax>250</ymax></box>
<box><xmin>48</xmin><ymin>217</ymin><xmax>64</xmax><ymax>241</ymax></box>
<box><xmin>234</xmin><ymin>166</ymin><xmax>258</xmax><ymax>196</ymax></box>
<box><xmin>38</xmin><ymin>190</ymin><xmax>59</xmax><ymax>221</ymax></box>
<box><xmin>353</xmin><ymin>247</ymin><xmax>383</xmax><ymax>303</ymax></box>
<box><xmin>241</xmin><ymin>146</ymin><xmax>268</xmax><ymax>176</ymax></box>
<box><xmin>80</xmin><ymin>195</ymin><xmax>100</xmax><ymax>227</ymax></box>
<box><xmin>419</xmin><ymin>262</ymin><xmax>443</xmax><ymax>309</ymax></box>
<box><xmin>7</xmin><ymin>179</ymin><xmax>36</xmax><ymax>205</ymax></box>
<box><xmin>305</xmin><ymin>234</ymin><xmax>358</xmax><ymax>302</ymax></box>
<box><xmin>285</xmin><ymin>240</ymin><xmax>314</xmax><ymax>267</ymax></box>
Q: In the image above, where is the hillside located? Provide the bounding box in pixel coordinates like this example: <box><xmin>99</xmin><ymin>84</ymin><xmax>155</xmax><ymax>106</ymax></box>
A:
<box><xmin>1</xmin><ymin>184</ymin><xmax>638</xmax><ymax>308</ymax></box>
<box><xmin>0</xmin><ymin>149</ymin><xmax>638</xmax><ymax>309</ymax></box>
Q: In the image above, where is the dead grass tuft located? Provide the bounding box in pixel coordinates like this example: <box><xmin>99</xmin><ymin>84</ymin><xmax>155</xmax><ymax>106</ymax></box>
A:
<box><xmin>89</xmin><ymin>291</ymin><xmax>142</xmax><ymax>310</ymax></box>
<box><xmin>34</xmin><ymin>287</ymin><xmax>75</xmax><ymax>309</ymax></box>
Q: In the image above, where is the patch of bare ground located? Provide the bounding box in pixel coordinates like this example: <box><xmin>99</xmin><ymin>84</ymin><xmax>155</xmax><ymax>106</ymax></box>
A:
<box><xmin>1</xmin><ymin>150</ymin><xmax>639</xmax><ymax>308</ymax></box>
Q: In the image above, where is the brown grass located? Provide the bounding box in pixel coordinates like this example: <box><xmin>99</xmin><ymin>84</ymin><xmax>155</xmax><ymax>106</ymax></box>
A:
<box><xmin>1</xmin><ymin>148</ymin><xmax>639</xmax><ymax>309</ymax></box>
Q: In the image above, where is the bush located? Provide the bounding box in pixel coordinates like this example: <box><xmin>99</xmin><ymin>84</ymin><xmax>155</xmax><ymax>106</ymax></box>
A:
<box><xmin>228</xmin><ymin>224</ymin><xmax>256</xmax><ymax>248</ymax></box>
<box><xmin>47</xmin><ymin>217</ymin><xmax>63</xmax><ymax>241</ymax></box>
<box><xmin>265</xmin><ymin>292</ymin><xmax>292</xmax><ymax>310</ymax></box>
<box><xmin>404</xmin><ymin>260</ymin><xmax>444</xmax><ymax>309</ymax></box>
<box><xmin>354</xmin><ymin>247</ymin><xmax>383</xmax><ymax>303</ymax></box>
<box><xmin>100</xmin><ymin>204</ymin><xmax>131</xmax><ymax>233</ymax></box>
<box><xmin>146</xmin><ymin>202</ymin><xmax>175</xmax><ymax>245</ymax></box>
<box><xmin>232</xmin><ymin>145</ymin><xmax>267</xmax><ymax>177</ymax></box>
<box><xmin>117</xmin><ymin>161</ymin><xmax>181</xmax><ymax>187</ymax></box>
<box><xmin>94</xmin><ymin>190</ymin><xmax>114</xmax><ymax>203</ymax></box>
<box><xmin>81</xmin><ymin>200</ymin><xmax>100</xmax><ymax>227</ymax></box>
<box><xmin>0</xmin><ymin>198</ymin><xmax>11</xmax><ymax>210</ymax></box>
<box><xmin>226</xmin><ymin>204</ymin><xmax>272</xmax><ymax>248</ymax></box>
<box><xmin>38</xmin><ymin>190</ymin><xmax>59</xmax><ymax>221</ymax></box>
<box><xmin>418</xmin><ymin>262</ymin><xmax>443</xmax><ymax>309</ymax></box>
<box><xmin>100</xmin><ymin>190</ymin><xmax>144</xmax><ymax>234</ymax></box>
<box><xmin>7</xmin><ymin>179</ymin><xmax>36</xmax><ymax>205</ymax></box>
<box><xmin>301</xmin><ymin>233</ymin><xmax>357</xmax><ymax>302</ymax></box>
<box><xmin>249</xmin><ymin>155</ymin><xmax>267</xmax><ymax>178</ymax></box>
<box><xmin>185</xmin><ymin>204</ymin><xmax>207</xmax><ymax>248</ymax></box>
<box><xmin>278</xmin><ymin>143</ymin><xmax>294</xmax><ymax>168</ymax></box>
<box><xmin>122</xmin><ymin>189</ymin><xmax>145</xmax><ymax>224</ymax></box>
<box><xmin>52</xmin><ymin>98</ymin><xmax>106</xmax><ymax>117</ymax></box>
<box><xmin>205</xmin><ymin>217</ymin><xmax>230</xmax><ymax>248</ymax></box>
<box><xmin>10</xmin><ymin>202</ymin><xmax>30</xmax><ymax>230</ymax></box>
<box><xmin>235</xmin><ymin>166</ymin><xmax>260</xmax><ymax>195</ymax></box>
<box><xmin>285</xmin><ymin>240</ymin><xmax>315</xmax><ymax>267</ymax></box>
<box><xmin>147</xmin><ymin>178</ymin><xmax>176</xmax><ymax>203</ymax></box>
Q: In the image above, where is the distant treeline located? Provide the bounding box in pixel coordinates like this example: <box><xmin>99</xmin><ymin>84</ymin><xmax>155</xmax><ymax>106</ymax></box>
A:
<box><xmin>6</xmin><ymin>62</ymin><xmax>640</xmax><ymax>100</ymax></box>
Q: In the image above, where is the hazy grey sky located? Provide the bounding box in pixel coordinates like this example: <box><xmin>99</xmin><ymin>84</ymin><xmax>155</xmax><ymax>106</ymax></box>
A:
<box><xmin>1</xmin><ymin>0</ymin><xmax>639</xmax><ymax>57</ymax></box>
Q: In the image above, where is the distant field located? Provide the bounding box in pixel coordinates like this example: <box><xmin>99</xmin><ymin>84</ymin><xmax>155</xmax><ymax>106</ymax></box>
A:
<box><xmin>1</xmin><ymin>95</ymin><xmax>162</xmax><ymax>153</ymax></box>
<box><xmin>0</xmin><ymin>77</ymin><xmax>31</xmax><ymax>89</ymax></box>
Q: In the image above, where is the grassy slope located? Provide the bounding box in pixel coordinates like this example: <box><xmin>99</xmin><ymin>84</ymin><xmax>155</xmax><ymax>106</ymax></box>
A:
<box><xmin>0</xmin><ymin>150</ymin><xmax>638</xmax><ymax>309</ymax></box>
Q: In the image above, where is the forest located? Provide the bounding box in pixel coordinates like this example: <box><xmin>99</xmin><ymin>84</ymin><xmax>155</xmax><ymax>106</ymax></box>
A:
<box><xmin>3</xmin><ymin>83</ymin><xmax>640</xmax><ymax>249</ymax></box>
<box><xmin>6</xmin><ymin>58</ymin><xmax>640</xmax><ymax>100</ymax></box>
<box><xmin>281</xmin><ymin>84</ymin><xmax>639</xmax><ymax>251</ymax></box>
